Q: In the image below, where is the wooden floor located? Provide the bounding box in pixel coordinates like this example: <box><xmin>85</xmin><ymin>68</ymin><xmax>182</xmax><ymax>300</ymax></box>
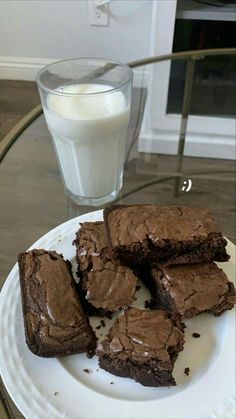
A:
<box><xmin>0</xmin><ymin>80</ymin><xmax>40</xmax><ymax>143</ymax></box>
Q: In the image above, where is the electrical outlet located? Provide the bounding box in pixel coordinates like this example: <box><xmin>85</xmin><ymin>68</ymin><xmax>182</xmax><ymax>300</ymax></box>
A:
<box><xmin>88</xmin><ymin>1</ymin><xmax>109</xmax><ymax>26</ymax></box>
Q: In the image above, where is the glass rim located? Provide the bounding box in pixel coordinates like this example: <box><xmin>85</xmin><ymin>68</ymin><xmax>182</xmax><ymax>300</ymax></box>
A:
<box><xmin>36</xmin><ymin>57</ymin><xmax>133</xmax><ymax>97</ymax></box>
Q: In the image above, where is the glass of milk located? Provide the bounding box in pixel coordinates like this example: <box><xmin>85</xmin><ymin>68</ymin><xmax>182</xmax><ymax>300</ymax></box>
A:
<box><xmin>36</xmin><ymin>58</ymin><xmax>133</xmax><ymax>206</ymax></box>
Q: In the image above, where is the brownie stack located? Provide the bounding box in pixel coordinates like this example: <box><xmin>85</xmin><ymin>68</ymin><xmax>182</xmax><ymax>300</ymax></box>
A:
<box><xmin>73</xmin><ymin>204</ymin><xmax>235</xmax><ymax>387</ymax></box>
<box><xmin>103</xmin><ymin>205</ymin><xmax>235</xmax><ymax>318</ymax></box>
<box><xmin>18</xmin><ymin>204</ymin><xmax>235</xmax><ymax>388</ymax></box>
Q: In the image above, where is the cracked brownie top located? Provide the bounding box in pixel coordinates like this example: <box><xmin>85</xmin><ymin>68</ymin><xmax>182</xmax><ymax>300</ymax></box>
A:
<box><xmin>75</xmin><ymin>222</ymin><xmax>109</xmax><ymax>273</ymax></box>
<box><xmin>104</xmin><ymin>205</ymin><xmax>222</xmax><ymax>245</ymax></box>
<box><xmin>104</xmin><ymin>205</ymin><xmax>229</xmax><ymax>265</ymax></box>
<box><xmin>151</xmin><ymin>262</ymin><xmax>236</xmax><ymax>318</ymax></box>
<box><xmin>74</xmin><ymin>222</ymin><xmax>137</xmax><ymax>312</ymax></box>
<box><xmin>97</xmin><ymin>307</ymin><xmax>185</xmax><ymax>363</ymax></box>
<box><xmin>18</xmin><ymin>249</ymin><xmax>96</xmax><ymax>357</ymax></box>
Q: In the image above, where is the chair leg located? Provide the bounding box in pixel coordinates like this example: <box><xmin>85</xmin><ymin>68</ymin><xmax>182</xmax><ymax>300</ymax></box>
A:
<box><xmin>174</xmin><ymin>58</ymin><xmax>196</xmax><ymax>197</ymax></box>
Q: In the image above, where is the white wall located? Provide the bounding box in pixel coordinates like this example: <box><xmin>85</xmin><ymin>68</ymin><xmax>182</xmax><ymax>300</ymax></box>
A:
<box><xmin>0</xmin><ymin>0</ymin><xmax>153</xmax><ymax>62</ymax></box>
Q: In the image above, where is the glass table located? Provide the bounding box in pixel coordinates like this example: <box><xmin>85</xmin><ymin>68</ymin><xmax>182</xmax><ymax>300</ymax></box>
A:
<box><xmin>0</xmin><ymin>50</ymin><xmax>235</xmax><ymax>418</ymax></box>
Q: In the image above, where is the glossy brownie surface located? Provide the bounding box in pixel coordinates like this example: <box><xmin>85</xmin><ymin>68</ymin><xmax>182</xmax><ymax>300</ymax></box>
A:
<box><xmin>18</xmin><ymin>249</ymin><xmax>96</xmax><ymax>357</ymax></box>
<box><xmin>74</xmin><ymin>222</ymin><xmax>137</xmax><ymax>312</ymax></box>
<box><xmin>104</xmin><ymin>205</ymin><xmax>229</xmax><ymax>265</ymax></box>
<box><xmin>97</xmin><ymin>308</ymin><xmax>185</xmax><ymax>386</ymax></box>
<box><xmin>150</xmin><ymin>262</ymin><xmax>236</xmax><ymax>318</ymax></box>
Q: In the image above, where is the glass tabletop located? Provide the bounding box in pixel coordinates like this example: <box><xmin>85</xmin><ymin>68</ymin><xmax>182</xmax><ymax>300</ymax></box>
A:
<box><xmin>0</xmin><ymin>50</ymin><xmax>235</xmax><ymax>418</ymax></box>
<box><xmin>1</xmin><ymin>113</ymin><xmax>235</xmax><ymax>280</ymax></box>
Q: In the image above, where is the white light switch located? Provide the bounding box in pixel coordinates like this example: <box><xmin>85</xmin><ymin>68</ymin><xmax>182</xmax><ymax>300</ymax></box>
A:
<box><xmin>88</xmin><ymin>0</ymin><xmax>109</xmax><ymax>26</ymax></box>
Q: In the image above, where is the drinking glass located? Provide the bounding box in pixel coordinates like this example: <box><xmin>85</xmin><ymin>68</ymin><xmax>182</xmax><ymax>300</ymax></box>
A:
<box><xmin>37</xmin><ymin>58</ymin><xmax>133</xmax><ymax>206</ymax></box>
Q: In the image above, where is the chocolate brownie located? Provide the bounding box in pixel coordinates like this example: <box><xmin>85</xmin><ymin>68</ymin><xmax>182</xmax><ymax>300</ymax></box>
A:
<box><xmin>96</xmin><ymin>308</ymin><xmax>185</xmax><ymax>387</ymax></box>
<box><xmin>74</xmin><ymin>222</ymin><xmax>137</xmax><ymax>315</ymax></box>
<box><xmin>18</xmin><ymin>249</ymin><xmax>96</xmax><ymax>357</ymax></box>
<box><xmin>104</xmin><ymin>205</ymin><xmax>229</xmax><ymax>266</ymax></box>
<box><xmin>148</xmin><ymin>262</ymin><xmax>236</xmax><ymax>318</ymax></box>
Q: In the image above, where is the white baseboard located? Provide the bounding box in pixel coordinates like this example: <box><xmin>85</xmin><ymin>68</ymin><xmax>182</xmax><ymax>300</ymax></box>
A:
<box><xmin>0</xmin><ymin>56</ymin><xmax>55</xmax><ymax>81</ymax></box>
<box><xmin>138</xmin><ymin>131</ymin><xmax>236</xmax><ymax>160</ymax></box>
<box><xmin>0</xmin><ymin>56</ymin><xmax>146</xmax><ymax>85</ymax></box>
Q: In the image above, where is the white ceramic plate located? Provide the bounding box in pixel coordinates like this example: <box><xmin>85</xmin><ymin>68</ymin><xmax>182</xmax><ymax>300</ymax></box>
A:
<box><xmin>0</xmin><ymin>210</ymin><xmax>235</xmax><ymax>419</ymax></box>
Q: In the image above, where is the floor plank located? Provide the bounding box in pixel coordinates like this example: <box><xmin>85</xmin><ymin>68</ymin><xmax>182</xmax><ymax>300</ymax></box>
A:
<box><xmin>0</xmin><ymin>80</ymin><xmax>40</xmax><ymax>141</ymax></box>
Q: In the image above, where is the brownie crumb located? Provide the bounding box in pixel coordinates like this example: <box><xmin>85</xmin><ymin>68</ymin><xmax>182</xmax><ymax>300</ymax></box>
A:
<box><xmin>83</xmin><ymin>368</ymin><xmax>90</xmax><ymax>373</ymax></box>
<box><xmin>144</xmin><ymin>300</ymin><xmax>151</xmax><ymax>308</ymax></box>
<box><xmin>87</xmin><ymin>349</ymin><xmax>96</xmax><ymax>359</ymax></box>
<box><xmin>54</xmin><ymin>392</ymin><xmax>58</xmax><ymax>396</ymax></box>
<box><xmin>136</xmin><ymin>285</ymin><xmax>141</xmax><ymax>291</ymax></box>
<box><xmin>192</xmin><ymin>332</ymin><xmax>201</xmax><ymax>338</ymax></box>
<box><xmin>96</xmin><ymin>325</ymin><xmax>101</xmax><ymax>330</ymax></box>
<box><xmin>100</xmin><ymin>320</ymin><xmax>106</xmax><ymax>327</ymax></box>
<box><xmin>184</xmin><ymin>367</ymin><xmax>190</xmax><ymax>376</ymax></box>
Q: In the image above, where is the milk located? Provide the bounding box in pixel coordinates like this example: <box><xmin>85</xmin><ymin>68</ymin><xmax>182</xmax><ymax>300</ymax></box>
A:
<box><xmin>44</xmin><ymin>84</ymin><xmax>130</xmax><ymax>199</ymax></box>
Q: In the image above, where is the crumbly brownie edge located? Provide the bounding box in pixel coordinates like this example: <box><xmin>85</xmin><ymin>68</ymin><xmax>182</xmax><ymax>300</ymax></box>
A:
<box><xmin>107</xmin><ymin>233</ymin><xmax>229</xmax><ymax>267</ymax></box>
<box><xmin>75</xmin><ymin>279</ymin><xmax>113</xmax><ymax>318</ymax></box>
<box><xmin>140</xmin><ymin>267</ymin><xmax>176</xmax><ymax>313</ymax></box>
<box><xmin>209</xmin><ymin>281</ymin><xmax>236</xmax><ymax>316</ymax></box>
<box><xmin>98</xmin><ymin>356</ymin><xmax>176</xmax><ymax>387</ymax></box>
<box><xmin>103</xmin><ymin>205</ymin><xmax>123</xmax><ymax>252</ymax></box>
<box><xmin>18</xmin><ymin>252</ymin><xmax>38</xmax><ymax>355</ymax></box>
<box><xmin>164</xmin><ymin>233</ymin><xmax>229</xmax><ymax>266</ymax></box>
